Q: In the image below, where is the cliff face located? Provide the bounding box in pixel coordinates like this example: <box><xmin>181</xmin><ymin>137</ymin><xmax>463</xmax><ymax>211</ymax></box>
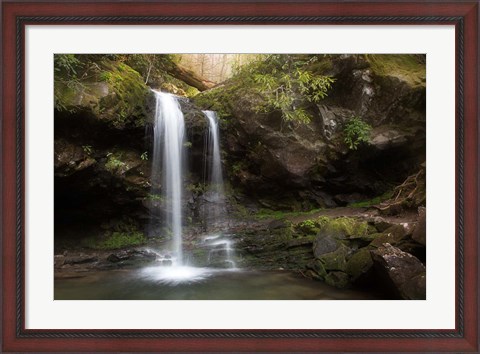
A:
<box><xmin>195</xmin><ymin>54</ymin><xmax>426</xmax><ymax>209</ymax></box>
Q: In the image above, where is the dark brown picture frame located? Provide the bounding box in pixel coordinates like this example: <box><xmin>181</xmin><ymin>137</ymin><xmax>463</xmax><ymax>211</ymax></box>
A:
<box><xmin>2</xmin><ymin>1</ymin><xmax>479</xmax><ymax>352</ymax></box>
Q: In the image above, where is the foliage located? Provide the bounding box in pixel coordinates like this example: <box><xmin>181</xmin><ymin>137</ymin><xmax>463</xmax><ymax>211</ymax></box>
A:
<box><xmin>54</xmin><ymin>54</ymin><xmax>82</xmax><ymax>77</ymax></box>
<box><xmin>105</xmin><ymin>152</ymin><xmax>127</xmax><ymax>172</ymax></box>
<box><xmin>186</xmin><ymin>183</ymin><xmax>207</xmax><ymax>194</ymax></box>
<box><xmin>316</xmin><ymin>216</ymin><xmax>372</xmax><ymax>237</ymax></box>
<box><xmin>140</xmin><ymin>151</ymin><xmax>148</xmax><ymax>161</ymax></box>
<box><xmin>82</xmin><ymin>231</ymin><xmax>146</xmax><ymax>250</ymax></box>
<box><xmin>343</xmin><ymin>116</ymin><xmax>372</xmax><ymax>150</ymax></box>
<box><xmin>54</xmin><ymin>54</ymin><xmax>84</xmax><ymax>111</ymax></box>
<box><xmin>82</xmin><ymin>145</ymin><xmax>93</xmax><ymax>155</ymax></box>
<box><xmin>98</xmin><ymin>61</ymin><xmax>149</xmax><ymax>127</ymax></box>
<box><xmin>146</xmin><ymin>193</ymin><xmax>163</xmax><ymax>201</ymax></box>
<box><xmin>244</xmin><ymin>55</ymin><xmax>335</xmax><ymax>124</ymax></box>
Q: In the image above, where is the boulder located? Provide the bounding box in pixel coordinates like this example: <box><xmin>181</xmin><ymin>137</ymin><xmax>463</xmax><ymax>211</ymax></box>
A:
<box><xmin>318</xmin><ymin>244</ymin><xmax>351</xmax><ymax>272</ymax></box>
<box><xmin>346</xmin><ymin>248</ymin><xmax>374</xmax><ymax>281</ymax></box>
<box><xmin>412</xmin><ymin>207</ymin><xmax>426</xmax><ymax>246</ymax></box>
<box><xmin>64</xmin><ymin>255</ymin><xmax>98</xmax><ymax>265</ymax></box>
<box><xmin>371</xmin><ymin>243</ymin><xmax>426</xmax><ymax>299</ymax></box>
<box><xmin>325</xmin><ymin>271</ymin><xmax>350</xmax><ymax>289</ymax></box>
<box><xmin>313</xmin><ymin>235</ymin><xmax>340</xmax><ymax>258</ymax></box>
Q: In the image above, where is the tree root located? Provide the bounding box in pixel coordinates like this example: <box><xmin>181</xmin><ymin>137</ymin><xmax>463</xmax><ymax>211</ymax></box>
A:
<box><xmin>374</xmin><ymin>164</ymin><xmax>426</xmax><ymax>215</ymax></box>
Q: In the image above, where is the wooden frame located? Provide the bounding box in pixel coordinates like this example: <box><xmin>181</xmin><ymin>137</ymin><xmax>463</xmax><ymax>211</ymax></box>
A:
<box><xmin>2</xmin><ymin>1</ymin><xmax>478</xmax><ymax>352</ymax></box>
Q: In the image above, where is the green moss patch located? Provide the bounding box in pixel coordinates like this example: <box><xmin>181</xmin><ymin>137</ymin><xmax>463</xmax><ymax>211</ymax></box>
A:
<box><xmin>366</xmin><ymin>54</ymin><xmax>426</xmax><ymax>87</ymax></box>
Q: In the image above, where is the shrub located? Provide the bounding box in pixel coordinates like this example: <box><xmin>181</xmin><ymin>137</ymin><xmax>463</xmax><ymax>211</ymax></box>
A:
<box><xmin>343</xmin><ymin>116</ymin><xmax>372</xmax><ymax>150</ymax></box>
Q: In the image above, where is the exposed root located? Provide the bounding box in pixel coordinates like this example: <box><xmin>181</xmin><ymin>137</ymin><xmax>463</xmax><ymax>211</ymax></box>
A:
<box><xmin>374</xmin><ymin>163</ymin><xmax>426</xmax><ymax>215</ymax></box>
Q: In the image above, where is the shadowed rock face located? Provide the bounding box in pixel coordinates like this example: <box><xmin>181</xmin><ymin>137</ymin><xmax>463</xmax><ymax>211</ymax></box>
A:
<box><xmin>371</xmin><ymin>243</ymin><xmax>426</xmax><ymax>300</ymax></box>
<box><xmin>211</xmin><ymin>55</ymin><xmax>425</xmax><ymax>208</ymax></box>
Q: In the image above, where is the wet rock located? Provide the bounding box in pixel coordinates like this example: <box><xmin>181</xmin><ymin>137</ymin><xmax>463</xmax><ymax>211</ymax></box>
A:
<box><xmin>325</xmin><ymin>271</ymin><xmax>350</xmax><ymax>289</ymax></box>
<box><xmin>371</xmin><ymin>243</ymin><xmax>426</xmax><ymax>299</ymax></box>
<box><xmin>129</xmin><ymin>249</ymin><xmax>157</xmax><ymax>261</ymax></box>
<box><xmin>107</xmin><ymin>251</ymin><xmax>130</xmax><ymax>263</ymax></box>
<box><xmin>64</xmin><ymin>255</ymin><xmax>98</xmax><ymax>265</ymax></box>
<box><xmin>307</xmin><ymin>259</ymin><xmax>327</xmax><ymax>279</ymax></box>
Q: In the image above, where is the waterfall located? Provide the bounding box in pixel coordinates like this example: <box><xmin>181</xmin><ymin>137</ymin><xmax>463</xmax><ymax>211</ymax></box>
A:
<box><xmin>202</xmin><ymin>111</ymin><xmax>236</xmax><ymax>268</ymax></box>
<box><xmin>203</xmin><ymin>111</ymin><xmax>225</xmax><ymax>222</ymax></box>
<box><xmin>203</xmin><ymin>111</ymin><xmax>224</xmax><ymax>196</ymax></box>
<box><xmin>152</xmin><ymin>91</ymin><xmax>185</xmax><ymax>265</ymax></box>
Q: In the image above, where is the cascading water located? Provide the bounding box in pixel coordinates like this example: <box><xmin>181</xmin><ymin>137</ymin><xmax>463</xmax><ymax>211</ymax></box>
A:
<box><xmin>203</xmin><ymin>110</ymin><xmax>226</xmax><ymax>220</ymax></box>
<box><xmin>202</xmin><ymin>110</ymin><xmax>236</xmax><ymax>268</ymax></box>
<box><xmin>151</xmin><ymin>91</ymin><xmax>185</xmax><ymax>265</ymax></box>
<box><xmin>148</xmin><ymin>93</ymin><xmax>236</xmax><ymax>282</ymax></box>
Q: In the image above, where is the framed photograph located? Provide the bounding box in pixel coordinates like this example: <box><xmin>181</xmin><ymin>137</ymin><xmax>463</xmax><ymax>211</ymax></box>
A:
<box><xmin>2</xmin><ymin>1</ymin><xmax>478</xmax><ymax>352</ymax></box>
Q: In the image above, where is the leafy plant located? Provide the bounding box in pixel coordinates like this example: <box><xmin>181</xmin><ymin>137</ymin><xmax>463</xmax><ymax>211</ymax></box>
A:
<box><xmin>343</xmin><ymin>116</ymin><xmax>372</xmax><ymax>150</ymax></box>
<box><xmin>82</xmin><ymin>145</ymin><xmax>93</xmax><ymax>155</ymax></box>
<box><xmin>54</xmin><ymin>54</ymin><xmax>82</xmax><ymax>77</ymax></box>
<box><xmin>140</xmin><ymin>151</ymin><xmax>148</xmax><ymax>161</ymax></box>
<box><xmin>246</xmin><ymin>55</ymin><xmax>335</xmax><ymax>124</ymax></box>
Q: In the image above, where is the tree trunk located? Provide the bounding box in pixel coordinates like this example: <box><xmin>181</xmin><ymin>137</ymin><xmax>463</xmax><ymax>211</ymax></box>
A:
<box><xmin>166</xmin><ymin>63</ymin><xmax>215</xmax><ymax>91</ymax></box>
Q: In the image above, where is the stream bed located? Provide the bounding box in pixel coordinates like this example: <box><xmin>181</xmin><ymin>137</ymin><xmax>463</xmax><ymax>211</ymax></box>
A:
<box><xmin>55</xmin><ymin>267</ymin><xmax>384</xmax><ymax>300</ymax></box>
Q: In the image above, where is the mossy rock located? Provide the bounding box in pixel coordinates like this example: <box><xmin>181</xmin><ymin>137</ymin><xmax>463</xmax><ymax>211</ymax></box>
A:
<box><xmin>55</xmin><ymin>59</ymin><xmax>151</xmax><ymax>129</ymax></box>
<box><xmin>318</xmin><ymin>244</ymin><xmax>351</xmax><ymax>272</ymax></box>
<box><xmin>324</xmin><ymin>271</ymin><xmax>350</xmax><ymax>289</ymax></box>
<box><xmin>307</xmin><ymin>259</ymin><xmax>327</xmax><ymax>279</ymax></box>
<box><xmin>345</xmin><ymin>248</ymin><xmax>374</xmax><ymax>281</ymax></box>
<box><xmin>366</xmin><ymin>54</ymin><xmax>426</xmax><ymax>88</ymax></box>
<box><xmin>316</xmin><ymin>216</ymin><xmax>374</xmax><ymax>240</ymax></box>
<box><xmin>313</xmin><ymin>235</ymin><xmax>340</xmax><ymax>258</ymax></box>
<box><xmin>369</xmin><ymin>225</ymin><xmax>408</xmax><ymax>247</ymax></box>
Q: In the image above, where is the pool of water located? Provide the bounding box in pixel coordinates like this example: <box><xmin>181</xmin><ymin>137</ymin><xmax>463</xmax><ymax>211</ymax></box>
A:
<box><xmin>55</xmin><ymin>267</ymin><xmax>383</xmax><ymax>300</ymax></box>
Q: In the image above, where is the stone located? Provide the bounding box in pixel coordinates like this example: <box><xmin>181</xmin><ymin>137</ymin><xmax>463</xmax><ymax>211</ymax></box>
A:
<box><xmin>371</xmin><ymin>243</ymin><xmax>426</xmax><ymax>299</ymax></box>
<box><xmin>412</xmin><ymin>207</ymin><xmax>426</xmax><ymax>246</ymax></box>
<box><xmin>313</xmin><ymin>235</ymin><xmax>340</xmax><ymax>258</ymax></box>
<box><xmin>369</xmin><ymin>216</ymin><xmax>394</xmax><ymax>232</ymax></box>
<box><xmin>318</xmin><ymin>244</ymin><xmax>351</xmax><ymax>272</ymax></box>
<box><xmin>268</xmin><ymin>219</ymin><xmax>288</xmax><ymax>230</ymax></box>
<box><xmin>64</xmin><ymin>255</ymin><xmax>98</xmax><ymax>265</ymax></box>
<box><xmin>286</xmin><ymin>237</ymin><xmax>314</xmax><ymax>249</ymax></box>
<box><xmin>346</xmin><ymin>248</ymin><xmax>374</xmax><ymax>281</ymax></box>
<box><xmin>325</xmin><ymin>271</ymin><xmax>350</xmax><ymax>289</ymax></box>
<box><xmin>307</xmin><ymin>259</ymin><xmax>327</xmax><ymax>278</ymax></box>
<box><xmin>54</xmin><ymin>255</ymin><xmax>65</xmax><ymax>267</ymax></box>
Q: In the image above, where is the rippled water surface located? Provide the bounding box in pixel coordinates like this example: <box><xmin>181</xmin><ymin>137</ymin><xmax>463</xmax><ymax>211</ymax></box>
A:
<box><xmin>55</xmin><ymin>267</ymin><xmax>382</xmax><ymax>300</ymax></box>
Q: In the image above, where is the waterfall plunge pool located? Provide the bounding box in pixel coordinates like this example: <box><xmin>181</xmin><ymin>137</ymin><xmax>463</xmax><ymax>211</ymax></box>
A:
<box><xmin>54</xmin><ymin>267</ymin><xmax>383</xmax><ymax>300</ymax></box>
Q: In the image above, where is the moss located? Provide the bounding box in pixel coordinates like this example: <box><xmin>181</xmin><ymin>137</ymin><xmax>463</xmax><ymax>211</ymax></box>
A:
<box><xmin>254</xmin><ymin>208</ymin><xmax>323</xmax><ymax>220</ymax></box>
<box><xmin>345</xmin><ymin>249</ymin><xmax>373</xmax><ymax>280</ymax></box>
<box><xmin>98</xmin><ymin>61</ymin><xmax>150</xmax><ymax>128</ymax></box>
<box><xmin>82</xmin><ymin>231</ymin><xmax>146</xmax><ymax>250</ymax></box>
<box><xmin>349</xmin><ymin>190</ymin><xmax>394</xmax><ymax>208</ymax></box>
<box><xmin>366</xmin><ymin>54</ymin><xmax>426</xmax><ymax>87</ymax></box>
<box><xmin>316</xmin><ymin>216</ymin><xmax>374</xmax><ymax>239</ymax></box>
<box><xmin>318</xmin><ymin>244</ymin><xmax>350</xmax><ymax>272</ymax></box>
<box><xmin>324</xmin><ymin>271</ymin><xmax>350</xmax><ymax>289</ymax></box>
<box><xmin>194</xmin><ymin>85</ymin><xmax>237</xmax><ymax>121</ymax></box>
